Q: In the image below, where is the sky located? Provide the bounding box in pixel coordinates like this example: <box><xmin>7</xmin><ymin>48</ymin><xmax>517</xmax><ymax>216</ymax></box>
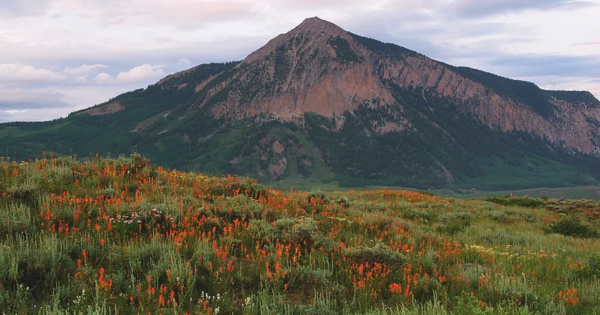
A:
<box><xmin>1</xmin><ymin>0</ymin><xmax>599</xmax><ymax>122</ymax></box>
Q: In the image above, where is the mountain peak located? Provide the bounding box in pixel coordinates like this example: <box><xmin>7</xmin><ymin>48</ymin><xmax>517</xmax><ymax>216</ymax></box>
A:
<box><xmin>229</xmin><ymin>17</ymin><xmax>394</xmax><ymax>119</ymax></box>
<box><xmin>243</xmin><ymin>17</ymin><xmax>352</xmax><ymax>64</ymax></box>
<box><xmin>300</xmin><ymin>16</ymin><xmax>327</xmax><ymax>24</ymax></box>
<box><xmin>294</xmin><ymin>17</ymin><xmax>345</xmax><ymax>34</ymax></box>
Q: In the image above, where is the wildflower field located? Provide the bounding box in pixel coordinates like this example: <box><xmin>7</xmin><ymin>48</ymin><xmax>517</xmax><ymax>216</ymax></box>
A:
<box><xmin>1</xmin><ymin>154</ymin><xmax>599</xmax><ymax>314</ymax></box>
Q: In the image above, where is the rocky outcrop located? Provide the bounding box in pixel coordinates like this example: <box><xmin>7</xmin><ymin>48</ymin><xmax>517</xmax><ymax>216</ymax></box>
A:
<box><xmin>375</xmin><ymin>55</ymin><xmax>600</xmax><ymax>154</ymax></box>
<box><xmin>82</xmin><ymin>102</ymin><xmax>124</xmax><ymax>116</ymax></box>
<box><xmin>200</xmin><ymin>17</ymin><xmax>395</xmax><ymax>120</ymax></box>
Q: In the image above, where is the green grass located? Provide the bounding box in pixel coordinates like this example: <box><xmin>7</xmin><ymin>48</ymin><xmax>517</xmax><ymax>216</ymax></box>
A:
<box><xmin>452</xmin><ymin>157</ymin><xmax>590</xmax><ymax>191</ymax></box>
<box><xmin>2</xmin><ymin>154</ymin><xmax>599</xmax><ymax>313</ymax></box>
<box><xmin>437</xmin><ymin>186</ymin><xmax>600</xmax><ymax>201</ymax></box>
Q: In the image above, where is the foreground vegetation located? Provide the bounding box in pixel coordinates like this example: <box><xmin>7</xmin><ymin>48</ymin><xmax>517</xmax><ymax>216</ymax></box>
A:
<box><xmin>1</xmin><ymin>154</ymin><xmax>599</xmax><ymax>314</ymax></box>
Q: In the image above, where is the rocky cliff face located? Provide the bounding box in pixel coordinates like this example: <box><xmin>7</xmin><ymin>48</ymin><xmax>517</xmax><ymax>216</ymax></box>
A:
<box><xmin>373</xmin><ymin>54</ymin><xmax>600</xmax><ymax>154</ymax></box>
<box><xmin>192</xmin><ymin>18</ymin><xmax>395</xmax><ymax>120</ymax></box>
<box><xmin>178</xmin><ymin>17</ymin><xmax>600</xmax><ymax>156</ymax></box>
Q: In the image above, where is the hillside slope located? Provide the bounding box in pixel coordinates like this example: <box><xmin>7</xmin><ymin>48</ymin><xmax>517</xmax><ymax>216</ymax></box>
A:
<box><xmin>1</xmin><ymin>155</ymin><xmax>599</xmax><ymax>313</ymax></box>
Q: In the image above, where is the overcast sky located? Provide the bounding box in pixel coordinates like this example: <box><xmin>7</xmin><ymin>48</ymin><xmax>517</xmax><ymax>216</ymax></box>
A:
<box><xmin>1</xmin><ymin>0</ymin><xmax>599</xmax><ymax>122</ymax></box>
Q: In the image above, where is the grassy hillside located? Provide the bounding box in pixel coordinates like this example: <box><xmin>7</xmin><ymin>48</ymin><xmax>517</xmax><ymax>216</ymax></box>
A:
<box><xmin>1</xmin><ymin>154</ymin><xmax>599</xmax><ymax>314</ymax></box>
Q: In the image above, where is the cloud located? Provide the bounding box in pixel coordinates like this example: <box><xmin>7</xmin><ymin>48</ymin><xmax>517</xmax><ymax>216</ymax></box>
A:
<box><xmin>487</xmin><ymin>53</ymin><xmax>600</xmax><ymax>77</ymax></box>
<box><xmin>92</xmin><ymin>64</ymin><xmax>165</xmax><ymax>84</ymax></box>
<box><xmin>0</xmin><ymin>63</ymin><xmax>66</xmax><ymax>82</ymax></box>
<box><xmin>0</xmin><ymin>0</ymin><xmax>52</xmax><ymax>17</ymax></box>
<box><xmin>575</xmin><ymin>41</ymin><xmax>600</xmax><ymax>46</ymax></box>
<box><xmin>0</xmin><ymin>87</ymin><xmax>69</xmax><ymax>111</ymax></box>
<box><xmin>57</xmin><ymin>0</ymin><xmax>262</xmax><ymax>31</ymax></box>
<box><xmin>73</xmin><ymin>76</ymin><xmax>90</xmax><ymax>84</ymax></box>
<box><xmin>63</xmin><ymin>64</ymin><xmax>108</xmax><ymax>76</ymax></box>
<box><xmin>117</xmin><ymin>64</ymin><xmax>164</xmax><ymax>82</ymax></box>
<box><xmin>0</xmin><ymin>109</ymin><xmax>61</xmax><ymax>123</ymax></box>
<box><xmin>92</xmin><ymin>73</ymin><xmax>116</xmax><ymax>84</ymax></box>
<box><xmin>0</xmin><ymin>84</ymin><xmax>135</xmax><ymax>122</ymax></box>
<box><xmin>549</xmin><ymin>0</ymin><xmax>598</xmax><ymax>9</ymax></box>
<box><xmin>450</xmin><ymin>0</ymin><xmax>597</xmax><ymax>18</ymax></box>
<box><xmin>528</xmin><ymin>76</ymin><xmax>600</xmax><ymax>100</ymax></box>
<box><xmin>62</xmin><ymin>64</ymin><xmax>109</xmax><ymax>84</ymax></box>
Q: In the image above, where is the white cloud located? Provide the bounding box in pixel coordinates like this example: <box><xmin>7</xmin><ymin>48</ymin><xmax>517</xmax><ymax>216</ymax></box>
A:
<box><xmin>63</xmin><ymin>64</ymin><xmax>109</xmax><ymax>84</ymax></box>
<box><xmin>63</xmin><ymin>64</ymin><xmax>108</xmax><ymax>76</ymax></box>
<box><xmin>91</xmin><ymin>64</ymin><xmax>165</xmax><ymax>84</ymax></box>
<box><xmin>73</xmin><ymin>76</ymin><xmax>89</xmax><ymax>83</ymax></box>
<box><xmin>0</xmin><ymin>63</ymin><xmax>66</xmax><ymax>82</ymax></box>
<box><xmin>116</xmin><ymin>64</ymin><xmax>164</xmax><ymax>83</ymax></box>
<box><xmin>93</xmin><ymin>72</ymin><xmax>116</xmax><ymax>84</ymax></box>
<box><xmin>92</xmin><ymin>64</ymin><xmax>166</xmax><ymax>84</ymax></box>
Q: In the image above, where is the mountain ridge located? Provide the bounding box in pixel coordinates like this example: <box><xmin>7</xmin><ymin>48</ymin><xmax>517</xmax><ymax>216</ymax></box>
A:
<box><xmin>153</xmin><ymin>17</ymin><xmax>600</xmax><ymax>155</ymax></box>
<box><xmin>2</xmin><ymin>17</ymin><xmax>600</xmax><ymax>190</ymax></box>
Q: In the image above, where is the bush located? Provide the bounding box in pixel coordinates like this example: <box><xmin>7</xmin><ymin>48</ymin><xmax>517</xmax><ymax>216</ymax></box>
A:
<box><xmin>274</xmin><ymin>217</ymin><xmax>319</xmax><ymax>247</ymax></box>
<box><xmin>0</xmin><ymin>203</ymin><xmax>32</xmax><ymax>235</ymax></box>
<box><xmin>333</xmin><ymin>195</ymin><xmax>351</xmax><ymax>208</ymax></box>
<box><xmin>488</xmin><ymin>210</ymin><xmax>513</xmax><ymax>223</ymax></box>
<box><xmin>285</xmin><ymin>266</ymin><xmax>345</xmax><ymax>294</ymax></box>
<box><xmin>547</xmin><ymin>219</ymin><xmax>599</xmax><ymax>238</ymax></box>
<box><xmin>306</xmin><ymin>189</ymin><xmax>328</xmax><ymax>203</ymax></box>
<box><xmin>485</xmin><ymin>197</ymin><xmax>545</xmax><ymax>208</ymax></box>
<box><xmin>300</xmin><ymin>190</ymin><xmax>330</xmax><ymax>214</ymax></box>
<box><xmin>343</xmin><ymin>244</ymin><xmax>406</xmax><ymax>267</ymax></box>
<box><xmin>403</xmin><ymin>208</ymin><xmax>433</xmax><ymax>221</ymax></box>
<box><xmin>214</xmin><ymin>194</ymin><xmax>263</xmax><ymax>220</ymax></box>
<box><xmin>437</xmin><ymin>222</ymin><xmax>469</xmax><ymax>235</ymax></box>
<box><xmin>248</xmin><ymin>220</ymin><xmax>278</xmax><ymax>243</ymax></box>
<box><xmin>453</xmin><ymin>292</ymin><xmax>493</xmax><ymax>314</ymax></box>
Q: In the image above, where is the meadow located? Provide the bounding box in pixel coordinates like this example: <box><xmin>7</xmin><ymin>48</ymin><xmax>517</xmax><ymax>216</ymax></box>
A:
<box><xmin>0</xmin><ymin>154</ymin><xmax>599</xmax><ymax>314</ymax></box>
<box><xmin>436</xmin><ymin>186</ymin><xmax>600</xmax><ymax>202</ymax></box>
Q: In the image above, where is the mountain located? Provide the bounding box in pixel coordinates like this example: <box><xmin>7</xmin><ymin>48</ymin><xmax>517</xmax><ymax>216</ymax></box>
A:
<box><xmin>2</xmin><ymin>17</ymin><xmax>600</xmax><ymax>190</ymax></box>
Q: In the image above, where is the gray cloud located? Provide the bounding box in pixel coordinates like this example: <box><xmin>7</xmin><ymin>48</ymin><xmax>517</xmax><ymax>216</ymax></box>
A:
<box><xmin>0</xmin><ymin>84</ymin><xmax>136</xmax><ymax>122</ymax></box>
<box><xmin>0</xmin><ymin>88</ymin><xmax>69</xmax><ymax>111</ymax></box>
<box><xmin>0</xmin><ymin>107</ymin><xmax>74</xmax><ymax>123</ymax></box>
<box><xmin>575</xmin><ymin>41</ymin><xmax>600</xmax><ymax>46</ymax></box>
<box><xmin>58</xmin><ymin>0</ymin><xmax>263</xmax><ymax>31</ymax></box>
<box><xmin>340</xmin><ymin>11</ymin><xmax>532</xmax><ymax>65</ymax></box>
<box><xmin>450</xmin><ymin>0</ymin><xmax>597</xmax><ymax>18</ymax></box>
<box><xmin>549</xmin><ymin>1</ymin><xmax>599</xmax><ymax>9</ymax></box>
<box><xmin>0</xmin><ymin>0</ymin><xmax>52</xmax><ymax>17</ymax></box>
<box><xmin>487</xmin><ymin>54</ymin><xmax>600</xmax><ymax>77</ymax></box>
